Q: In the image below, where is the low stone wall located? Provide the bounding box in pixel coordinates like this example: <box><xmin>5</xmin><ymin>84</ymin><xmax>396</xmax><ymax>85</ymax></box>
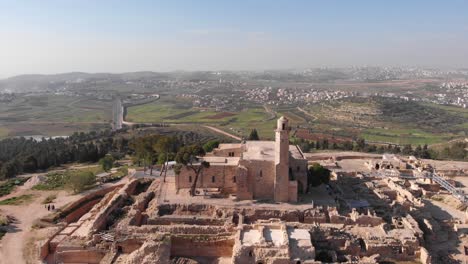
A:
<box><xmin>65</xmin><ymin>199</ymin><xmax>101</xmax><ymax>223</ymax></box>
<box><xmin>242</xmin><ymin>208</ymin><xmax>301</xmax><ymax>223</ymax></box>
<box><xmin>59</xmin><ymin>184</ymin><xmax>123</xmax><ymax>223</ymax></box>
<box><xmin>170</xmin><ymin>236</ymin><xmax>234</xmax><ymax>258</ymax></box>
<box><xmin>56</xmin><ymin>249</ymin><xmax>105</xmax><ymax>264</ymax></box>
<box><xmin>116</xmin><ymin>238</ymin><xmax>144</xmax><ymax>254</ymax></box>
<box><xmin>147</xmin><ymin>216</ymin><xmax>226</xmax><ymax>226</ymax></box>
<box><xmin>127</xmin><ymin>225</ymin><xmax>234</xmax><ymax>236</ymax></box>
<box><xmin>39</xmin><ymin>225</ymin><xmax>66</xmax><ymax>260</ymax></box>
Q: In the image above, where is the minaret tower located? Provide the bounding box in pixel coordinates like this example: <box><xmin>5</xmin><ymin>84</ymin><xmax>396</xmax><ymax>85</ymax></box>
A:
<box><xmin>274</xmin><ymin>116</ymin><xmax>290</xmax><ymax>202</ymax></box>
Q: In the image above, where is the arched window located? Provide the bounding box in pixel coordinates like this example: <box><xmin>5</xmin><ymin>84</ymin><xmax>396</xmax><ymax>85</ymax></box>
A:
<box><xmin>212</xmin><ymin>176</ymin><xmax>215</xmax><ymax>183</ymax></box>
<box><xmin>233</xmin><ymin>176</ymin><xmax>236</xmax><ymax>183</ymax></box>
<box><xmin>189</xmin><ymin>176</ymin><xmax>192</xmax><ymax>182</ymax></box>
<box><xmin>259</xmin><ymin>170</ymin><xmax>263</xmax><ymax>177</ymax></box>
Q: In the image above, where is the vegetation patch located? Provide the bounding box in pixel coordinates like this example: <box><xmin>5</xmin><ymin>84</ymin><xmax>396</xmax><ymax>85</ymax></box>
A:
<box><xmin>0</xmin><ymin>194</ymin><xmax>35</xmax><ymax>205</ymax></box>
<box><xmin>0</xmin><ymin>177</ymin><xmax>29</xmax><ymax>197</ymax></box>
<box><xmin>164</xmin><ymin>111</ymin><xmax>198</xmax><ymax>120</ymax></box>
<box><xmin>42</xmin><ymin>194</ymin><xmax>57</xmax><ymax>204</ymax></box>
<box><xmin>205</xmin><ymin>112</ymin><xmax>236</xmax><ymax>119</ymax></box>
<box><xmin>33</xmin><ymin>168</ymin><xmax>99</xmax><ymax>193</ymax></box>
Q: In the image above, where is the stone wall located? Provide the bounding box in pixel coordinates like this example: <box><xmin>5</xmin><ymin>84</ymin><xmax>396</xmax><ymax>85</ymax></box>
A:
<box><xmin>58</xmin><ymin>184</ymin><xmax>123</xmax><ymax>224</ymax></box>
<box><xmin>147</xmin><ymin>216</ymin><xmax>226</xmax><ymax>226</ymax></box>
<box><xmin>176</xmin><ymin>164</ymin><xmax>238</xmax><ymax>193</ymax></box>
<box><xmin>239</xmin><ymin>159</ymin><xmax>276</xmax><ymax>200</ymax></box>
<box><xmin>289</xmin><ymin>158</ymin><xmax>308</xmax><ymax>194</ymax></box>
<box><xmin>211</xmin><ymin>147</ymin><xmax>243</xmax><ymax>157</ymax></box>
<box><xmin>288</xmin><ymin>181</ymin><xmax>298</xmax><ymax>203</ymax></box>
<box><xmin>65</xmin><ymin>199</ymin><xmax>101</xmax><ymax>223</ymax></box>
<box><xmin>170</xmin><ymin>236</ymin><xmax>234</xmax><ymax>258</ymax></box>
<box><xmin>116</xmin><ymin>238</ymin><xmax>144</xmax><ymax>254</ymax></box>
<box><xmin>56</xmin><ymin>249</ymin><xmax>105</xmax><ymax>264</ymax></box>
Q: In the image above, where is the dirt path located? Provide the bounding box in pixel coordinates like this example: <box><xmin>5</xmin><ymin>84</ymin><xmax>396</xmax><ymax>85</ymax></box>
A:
<box><xmin>202</xmin><ymin>125</ymin><xmax>242</xmax><ymax>141</ymax></box>
<box><xmin>297</xmin><ymin>106</ymin><xmax>318</xmax><ymax>121</ymax></box>
<box><xmin>0</xmin><ymin>189</ymin><xmax>80</xmax><ymax>264</ymax></box>
<box><xmin>263</xmin><ymin>104</ymin><xmax>277</xmax><ymax>121</ymax></box>
<box><xmin>0</xmin><ymin>176</ymin><xmax>128</xmax><ymax>264</ymax></box>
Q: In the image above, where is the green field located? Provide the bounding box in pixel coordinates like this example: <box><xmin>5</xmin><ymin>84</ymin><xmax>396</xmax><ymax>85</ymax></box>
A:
<box><xmin>301</xmin><ymin>97</ymin><xmax>468</xmax><ymax>145</ymax></box>
<box><xmin>127</xmin><ymin>98</ymin><xmax>279</xmax><ymax>139</ymax></box>
<box><xmin>361</xmin><ymin>128</ymin><xmax>451</xmax><ymax>145</ymax></box>
<box><xmin>127</xmin><ymin>96</ymin><xmax>468</xmax><ymax>145</ymax></box>
<box><xmin>0</xmin><ymin>95</ymin><xmax>112</xmax><ymax>139</ymax></box>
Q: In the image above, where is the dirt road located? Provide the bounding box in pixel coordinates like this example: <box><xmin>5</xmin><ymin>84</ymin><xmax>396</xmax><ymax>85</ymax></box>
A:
<box><xmin>202</xmin><ymin>125</ymin><xmax>242</xmax><ymax>141</ymax></box>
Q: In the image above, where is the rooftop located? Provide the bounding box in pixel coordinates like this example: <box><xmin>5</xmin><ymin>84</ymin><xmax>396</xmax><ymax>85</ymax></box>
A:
<box><xmin>216</xmin><ymin>143</ymin><xmax>242</xmax><ymax>150</ymax></box>
<box><xmin>242</xmin><ymin>141</ymin><xmax>305</xmax><ymax>161</ymax></box>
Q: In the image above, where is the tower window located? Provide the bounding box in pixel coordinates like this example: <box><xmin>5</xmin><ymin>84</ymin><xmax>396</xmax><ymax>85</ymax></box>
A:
<box><xmin>297</xmin><ymin>166</ymin><xmax>300</xmax><ymax>172</ymax></box>
<box><xmin>212</xmin><ymin>176</ymin><xmax>215</xmax><ymax>183</ymax></box>
<box><xmin>189</xmin><ymin>176</ymin><xmax>192</xmax><ymax>182</ymax></box>
<box><xmin>259</xmin><ymin>170</ymin><xmax>263</xmax><ymax>177</ymax></box>
<box><xmin>233</xmin><ymin>176</ymin><xmax>236</xmax><ymax>183</ymax></box>
<box><xmin>282</xmin><ymin>123</ymin><xmax>285</xmax><ymax>130</ymax></box>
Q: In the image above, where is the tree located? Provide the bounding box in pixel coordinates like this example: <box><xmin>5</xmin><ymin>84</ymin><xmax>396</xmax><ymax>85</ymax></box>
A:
<box><xmin>129</xmin><ymin>135</ymin><xmax>159</xmax><ymax>175</ymax></box>
<box><xmin>448</xmin><ymin>142</ymin><xmax>467</xmax><ymax>160</ymax></box>
<box><xmin>68</xmin><ymin>171</ymin><xmax>96</xmax><ymax>193</ymax></box>
<box><xmin>421</xmin><ymin>144</ymin><xmax>431</xmax><ymax>159</ymax></box>
<box><xmin>99</xmin><ymin>154</ymin><xmax>114</xmax><ymax>172</ymax></box>
<box><xmin>203</xmin><ymin>140</ymin><xmax>220</xmax><ymax>153</ymax></box>
<box><xmin>414</xmin><ymin>145</ymin><xmax>422</xmax><ymax>157</ymax></box>
<box><xmin>308</xmin><ymin>163</ymin><xmax>331</xmax><ymax>188</ymax></box>
<box><xmin>0</xmin><ymin>159</ymin><xmax>21</xmax><ymax>180</ymax></box>
<box><xmin>175</xmin><ymin>145</ymin><xmax>210</xmax><ymax>196</ymax></box>
<box><xmin>402</xmin><ymin>144</ymin><xmax>413</xmax><ymax>155</ymax></box>
<box><xmin>153</xmin><ymin>136</ymin><xmax>178</xmax><ymax>181</ymax></box>
<box><xmin>355</xmin><ymin>138</ymin><xmax>366</xmax><ymax>151</ymax></box>
<box><xmin>248</xmin><ymin>129</ymin><xmax>260</xmax><ymax>140</ymax></box>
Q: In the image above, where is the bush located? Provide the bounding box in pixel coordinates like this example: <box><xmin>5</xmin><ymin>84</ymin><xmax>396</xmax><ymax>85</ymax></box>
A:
<box><xmin>68</xmin><ymin>171</ymin><xmax>96</xmax><ymax>193</ymax></box>
<box><xmin>0</xmin><ymin>177</ymin><xmax>29</xmax><ymax>197</ymax></box>
<box><xmin>99</xmin><ymin>155</ymin><xmax>115</xmax><ymax>172</ymax></box>
<box><xmin>42</xmin><ymin>194</ymin><xmax>57</xmax><ymax>204</ymax></box>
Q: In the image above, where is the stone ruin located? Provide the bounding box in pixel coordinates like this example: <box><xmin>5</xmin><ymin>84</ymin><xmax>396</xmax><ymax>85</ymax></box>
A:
<box><xmin>38</xmin><ymin>171</ymin><xmax>432</xmax><ymax>264</ymax></box>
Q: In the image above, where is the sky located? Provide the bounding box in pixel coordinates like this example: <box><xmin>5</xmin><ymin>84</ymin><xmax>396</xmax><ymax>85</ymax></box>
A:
<box><xmin>1</xmin><ymin>0</ymin><xmax>468</xmax><ymax>77</ymax></box>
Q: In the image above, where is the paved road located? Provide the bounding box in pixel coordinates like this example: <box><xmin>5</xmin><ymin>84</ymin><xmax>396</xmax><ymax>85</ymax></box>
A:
<box><xmin>112</xmin><ymin>97</ymin><xmax>123</xmax><ymax>130</ymax></box>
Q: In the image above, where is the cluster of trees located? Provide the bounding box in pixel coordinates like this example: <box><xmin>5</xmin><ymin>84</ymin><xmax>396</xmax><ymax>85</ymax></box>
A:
<box><xmin>129</xmin><ymin>134</ymin><xmax>222</xmax><ymax>183</ymax></box>
<box><xmin>295</xmin><ymin>137</ymin><xmax>467</xmax><ymax>161</ymax></box>
<box><xmin>295</xmin><ymin>138</ymin><xmax>433</xmax><ymax>158</ymax></box>
<box><xmin>129</xmin><ymin>135</ymin><xmax>180</xmax><ymax>177</ymax></box>
<box><xmin>0</xmin><ymin>130</ymin><xmax>130</xmax><ymax>180</ymax></box>
<box><xmin>130</xmin><ymin>134</ymin><xmax>214</xmax><ymax>195</ymax></box>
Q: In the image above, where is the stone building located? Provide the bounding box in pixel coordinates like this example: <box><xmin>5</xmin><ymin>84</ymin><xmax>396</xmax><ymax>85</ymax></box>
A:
<box><xmin>175</xmin><ymin>116</ymin><xmax>308</xmax><ymax>203</ymax></box>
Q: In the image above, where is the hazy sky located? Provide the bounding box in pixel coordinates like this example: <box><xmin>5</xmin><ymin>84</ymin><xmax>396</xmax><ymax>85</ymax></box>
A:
<box><xmin>1</xmin><ymin>0</ymin><xmax>468</xmax><ymax>77</ymax></box>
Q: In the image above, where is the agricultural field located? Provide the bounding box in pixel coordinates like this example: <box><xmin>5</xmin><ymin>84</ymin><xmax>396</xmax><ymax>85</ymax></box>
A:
<box><xmin>128</xmin><ymin>96</ymin><xmax>467</xmax><ymax>145</ymax></box>
<box><xmin>0</xmin><ymin>95</ymin><xmax>112</xmax><ymax>138</ymax></box>
<box><xmin>126</xmin><ymin>97</ymin><xmax>280</xmax><ymax>139</ymax></box>
<box><xmin>303</xmin><ymin>97</ymin><xmax>468</xmax><ymax>145</ymax></box>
